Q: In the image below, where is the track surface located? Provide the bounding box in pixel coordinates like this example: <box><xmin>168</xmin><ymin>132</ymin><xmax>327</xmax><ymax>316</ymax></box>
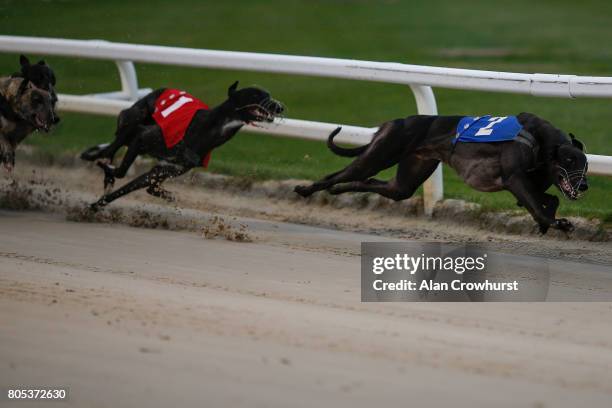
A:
<box><xmin>1</xmin><ymin>210</ymin><xmax>612</xmax><ymax>408</ymax></box>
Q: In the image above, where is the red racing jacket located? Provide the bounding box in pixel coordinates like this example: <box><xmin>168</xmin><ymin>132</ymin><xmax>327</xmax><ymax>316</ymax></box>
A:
<box><xmin>152</xmin><ymin>89</ymin><xmax>212</xmax><ymax>168</ymax></box>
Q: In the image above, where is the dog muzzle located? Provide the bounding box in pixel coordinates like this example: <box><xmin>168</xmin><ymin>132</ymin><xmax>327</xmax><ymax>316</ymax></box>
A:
<box><xmin>238</xmin><ymin>98</ymin><xmax>284</xmax><ymax>123</ymax></box>
<box><xmin>556</xmin><ymin>165</ymin><xmax>587</xmax><ymax>200</ymax></box>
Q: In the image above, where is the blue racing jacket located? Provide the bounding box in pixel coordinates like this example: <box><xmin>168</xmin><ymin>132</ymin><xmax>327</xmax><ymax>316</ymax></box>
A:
<box><xmin>453</xmin><ymin>115</ymin><xmax>523</xmax><ymax>145</ymax></box>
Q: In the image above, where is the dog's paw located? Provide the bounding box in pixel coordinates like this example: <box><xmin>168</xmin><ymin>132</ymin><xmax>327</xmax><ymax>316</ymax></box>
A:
<box><xmin>294</xmin><ymin>185</ymin><xmax>312</xmax><ymax>198</ymax></box>
<box><xmin>81</xmin><ymin>143</ymin><xmax>109</xmax><ymax>161</ymax></box>
<box><xmin>89</xmin><ymin>197</ymin><xmax>108</xmax><ymax>213</ymax></box>
<box><xmin>96</xmin><ymin>162</ymin><xmax>116</xmax><ymax>191</ymax></box>
<box><xmin>103</xmin><ymin>177</ymin><xmax>115</xmax><ymax>193</ymax></box>
<box><xmin>538</xmin><ymin>223</ymin><xmax>550</xmax><ymax>235</ymax></box>
<box><xmin>81</xmin><ymin>148</ymin><xmax>100</xmax><ymax>162</ymax></box>
<box><xmin>554</xmin><ymin>218</ymin><xmax>574</xmax><ymax>232</ymax></box>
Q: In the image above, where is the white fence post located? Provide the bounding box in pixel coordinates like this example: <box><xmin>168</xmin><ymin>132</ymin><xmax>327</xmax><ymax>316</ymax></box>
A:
<box><xmin>115</xmin><ymin>60</ymin><xmax>139</xmax><ymax>101</ymax></box>
<box><xmin>410</xmin><ymin>85</ymin><xmax>442</xmax><ymax>216</ymax></box>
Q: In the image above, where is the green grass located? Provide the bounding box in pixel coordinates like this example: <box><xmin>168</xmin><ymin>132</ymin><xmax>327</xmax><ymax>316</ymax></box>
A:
<box><xmin>2</xmin><ymin>0</ymin><xmax>612</xmax><ymax>220</ymax></box>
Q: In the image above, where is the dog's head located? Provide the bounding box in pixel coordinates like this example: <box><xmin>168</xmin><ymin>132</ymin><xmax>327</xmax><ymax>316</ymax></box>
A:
<box><xmin>227</xmin><ymin>81</ymin><xmax>284</xmax><ymax>123</ymax></box>
<box><xmin>550</xmin><ymin>133</ymin><xmax>588</xmax><ymax>200</ymax></box>
<box><xmin>14</xmin><ymin>55</ymin><xmax>60</xmax><ymax>125</ymax></box>
<box><xmin>10</xmin><ymin>78</ymin><xmax>57</xmax><ymax>132</ymax></box>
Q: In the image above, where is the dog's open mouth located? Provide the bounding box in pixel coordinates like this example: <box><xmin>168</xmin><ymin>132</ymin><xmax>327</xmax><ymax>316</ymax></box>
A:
<box><xmin>241</xmin><ymin>98</ymin><xmax>284</xmax><ymax>124</ymax></box>
<box><xmin>248</xmin><ymin>105</ymin><xmax>275</xmax><ymax>122</ymax></box>
<box><xmin>556</xmin><ymin>164</ymin><xmax>587</xmax><ymax>201</ymax></box>
<box><xmin>32</xmin><ymin>116</ymin><xmax>51</xmax><ymax>132</ymax></box>
<box><xmin>557</xmin><ymin>173</ymin><xmax>585</xmax><ymax>201</ymax></box>
<box><xmin>558</xmin><ymin>177</ymin><xmax>578</xmax><ymax>200</ymax></box>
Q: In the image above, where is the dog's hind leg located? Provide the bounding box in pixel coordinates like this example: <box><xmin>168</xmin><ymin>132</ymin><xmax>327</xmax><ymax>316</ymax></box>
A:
<box><xmin>327</xmin><ymin>178</ymin><xmax>387</xmax><ymax>195</ymax></box>
<box><xmin>392</xmin><ymin>156</ymin><xmax>440</xmax><ymax>199</ymax></box>
<box><xmin>97</xmin><ymin>126</ymin><xmax>163</xmax><ymax>190</ymax></box>
<box><xmin>294</xmin><ymin>133</ymin><xmax>409</xmax><ymax>198</ymax></box>
<box><xmin>90</xmin><ymin>164</ymin><xmax>188</xmax><ymax>210</ymax></box>
<box><xmin>96</xmin><ymin>135</ymin><xmax>142</xmax><ymax>191</ymax></box>
<box><xmin>145</xmin><ymin>166</ymin><xmax>182</xmax><ymax>202</ymax></box>
<box><xmin>294</xmin><ymin>120</ymin><xmax>431</xmax><ymax>198</ymax></box>
<box><xmin>294</xmin><ymin>163</ymin><xmax>382</xmax><ymax>198</ymax></box>
<box><xmin>328</xmin><ymin>156</ymin><xmax>440</xmax><ymax>201</ymax></box>
<box><xmin>81</xmin><ymin>93</ymin><xmax>158</xmax><ymax>162</ymax></box>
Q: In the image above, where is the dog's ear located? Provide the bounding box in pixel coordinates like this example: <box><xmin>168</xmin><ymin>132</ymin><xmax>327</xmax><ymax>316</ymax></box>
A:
<box><xmin>569</xmin><ymin>133</ymin><xmax>584</xmax><ymax>151</ymax></box>
<box><xmin>228</xmin><ymin>81</ymin><xmax>239</xmax><ymax>96</ymax></box>
<box><xmin>19</xmin><ymin>55</ymin><xmax>30</xmax><ymax>68</ymax></box>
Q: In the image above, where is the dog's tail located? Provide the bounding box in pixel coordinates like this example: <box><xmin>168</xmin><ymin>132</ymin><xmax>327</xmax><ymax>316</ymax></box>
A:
<box><xmin>327</xmin><ymin>127</ymin><xmax>370</xmax><ymax>157</ymax></box>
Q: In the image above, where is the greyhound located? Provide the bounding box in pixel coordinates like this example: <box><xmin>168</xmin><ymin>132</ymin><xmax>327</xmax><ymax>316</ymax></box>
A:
<box><xmin>294</xmin><ymin>113</ymin><xmax>588</xmax><ymax>234</ymax></box>
<box><xmin>0</xmin><ymin>55</ymin><xmax>58</xmax><ymax>171</ymax></box>
<box><xmin>81</xmin><ymin>81</ymin><xmax>283</xmax><ymax>210</ymax></box>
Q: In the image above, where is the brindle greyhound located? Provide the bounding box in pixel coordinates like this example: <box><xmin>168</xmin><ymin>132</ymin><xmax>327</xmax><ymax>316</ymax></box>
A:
<box><xmin>294</xmin><ymin>113</ymin><xmax>588</xmax><ymax>234</ymax></box>
<box><xmin>0</xmin><ymin>55</ymin><xmax>58</xmax><ymax>171</ymax></box>
<box><xmin>81</xmin><ymin>81</ymin><xmax>283</xmax><ymax>210</ymax></box>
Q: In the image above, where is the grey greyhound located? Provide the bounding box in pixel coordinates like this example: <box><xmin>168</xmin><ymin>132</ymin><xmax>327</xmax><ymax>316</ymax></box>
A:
<box><xmin>294</xmin><ymin>113</ymin><xmax>588</xmax><ymax>235</ymax></box>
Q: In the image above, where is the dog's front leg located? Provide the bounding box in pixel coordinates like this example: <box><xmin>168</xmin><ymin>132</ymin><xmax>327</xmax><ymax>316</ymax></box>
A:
<box><xmin>0</xmin><ymin>136</ymin><xmax>15</xmax><ymax>172</ymax></box>
<box><xmin>504</xmin><ymin>175</ymin><xmax>572</xmax><ymax>234</ymax></box>
<box><xmin>541</xmin><ymin>193</ymin><xmax>560</xmax><ymax>220</ymax></box>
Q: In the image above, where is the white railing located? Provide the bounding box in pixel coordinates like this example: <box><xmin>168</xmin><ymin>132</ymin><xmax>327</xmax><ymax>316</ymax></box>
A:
<box><xmin>1</xmin><ymin>36</ymin><xmax>611</xmax><ymax>215</ymax></box>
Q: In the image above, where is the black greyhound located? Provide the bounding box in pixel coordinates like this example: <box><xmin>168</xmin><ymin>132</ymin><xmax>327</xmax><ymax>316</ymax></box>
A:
<box><xmin>294</xmin><ymin>113</ymin><xmax>588</xmax><ymax>234</ymax></box>
<box><xmin>81</xmin><ymin>82</ymin><xmax>283</xmax><ymax>210</ymax></box>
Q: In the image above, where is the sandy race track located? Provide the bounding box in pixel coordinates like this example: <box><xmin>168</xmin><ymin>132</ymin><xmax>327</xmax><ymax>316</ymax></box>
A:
<box><xmin>1</xmin><ymin>164</ymin><xmax>612</xmax><ymax>407</ymax></box>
